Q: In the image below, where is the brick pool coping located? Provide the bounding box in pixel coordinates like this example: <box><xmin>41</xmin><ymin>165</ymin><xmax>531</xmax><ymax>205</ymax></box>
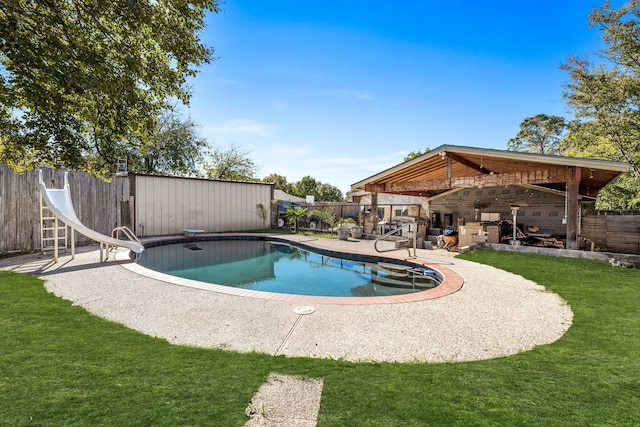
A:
<box><xmin>117</xmin><ymin>233</ymin><xmax>464</xmax><ymax>305</ymax></box>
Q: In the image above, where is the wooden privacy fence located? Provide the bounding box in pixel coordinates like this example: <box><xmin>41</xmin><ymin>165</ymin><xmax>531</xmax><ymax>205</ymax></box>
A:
<box><xmin>0</xmin><ymin>165</ymin><xmax>130</xmax><ymax>254</ymax></box>
<box><xmin>581</xmin><ymin>215</ymin><xmax>640</xmax><ymax>255</ymax></box>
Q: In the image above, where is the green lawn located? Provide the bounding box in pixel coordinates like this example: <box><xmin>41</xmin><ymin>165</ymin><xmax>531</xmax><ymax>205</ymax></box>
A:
<box><xmin>1</xmin><ymin>251</ymin><xmax>639</xmax><ymax>426</ymax></box>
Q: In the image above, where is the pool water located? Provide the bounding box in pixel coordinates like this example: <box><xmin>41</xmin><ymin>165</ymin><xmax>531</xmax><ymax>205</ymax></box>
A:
<box><xmin>137</xmin><ymin>240</ymin><xmax>441</xmax><ymax>297</ymax></box>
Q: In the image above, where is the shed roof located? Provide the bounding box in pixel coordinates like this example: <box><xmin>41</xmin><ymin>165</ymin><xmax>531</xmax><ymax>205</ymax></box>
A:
<box><xmin>274</xmin><ymin>189</ymin><xmax>306</xmax><ymax>203</ymax></box>
<box><xmin>351</xmin><ymin>145</ymin><xmax>631</xmax><ymax>197</ymax></box>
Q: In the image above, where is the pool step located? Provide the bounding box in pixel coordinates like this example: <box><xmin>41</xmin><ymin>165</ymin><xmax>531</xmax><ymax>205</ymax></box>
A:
<box><xmin>371</xmin><ymin>262</ymin><xmax>438</xmax><ymax>289</ymax></box>
<box><xmin>373</xmin><ymin>262</ymin><xmax>412</xmax><ymax>275</ymax></box>
<box><xmin>370</xmin><ymin>274</ymin><xmax>438</xmax><ymax>290</ymax></box>
<box><xmin>394</xmin><ymin>239</ymin><xmax>411</xmax><ymax>248</ymax></box>
<box><xmin>372</xmin><ymin>262</ymin><xmax>426</xmax><ymax>276</ymax></box>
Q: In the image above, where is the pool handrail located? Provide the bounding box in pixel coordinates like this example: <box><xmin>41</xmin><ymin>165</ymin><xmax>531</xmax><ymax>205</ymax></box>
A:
<box><xmin>111</xmin><ymin>226</ymin><xmax>144</xmax><ymax>261</ymax></box>
<box><xmin>374</xmin><ymin>221</ymin><xmax>418</xmax><ymax>258</ymax></box>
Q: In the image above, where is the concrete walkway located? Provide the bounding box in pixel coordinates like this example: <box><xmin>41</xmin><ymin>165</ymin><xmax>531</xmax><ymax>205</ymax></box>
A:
<box><xmin>1</xmin><ymin>235</ymin><xmax>572</xmax><ymax>363</ymax></box>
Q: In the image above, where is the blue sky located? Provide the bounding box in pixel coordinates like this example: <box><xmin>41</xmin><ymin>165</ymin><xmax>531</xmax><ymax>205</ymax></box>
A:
<box><xmin>185</xmin><ymin>1</ymin><xmax>615</xmax><ymax>195</ymax></box>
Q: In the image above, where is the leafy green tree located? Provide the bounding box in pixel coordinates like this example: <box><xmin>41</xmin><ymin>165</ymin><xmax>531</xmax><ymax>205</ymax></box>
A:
<box><xmin>0</xmin><ymin>0</ymin><xmax>220</xmax><ymax>175</ymax></box>
<box><xmin>310</xmin><ymin>208</ymin><xmax>337</xmax><ymax>231</ymax></box>
<box><xmin>404</xmin><ymin>147</ymin><xmax>430</xmax><ymax>161</ymax></box>
<box><xmin>561</xmin><ymin>0</ymin><xmax>640</xmax><ymax>209</ymax></box>
<box><xmin>126</xmin><ymin>111</ymin><xmax>206</xmax><ymax>175</ymax></box>
<box><xmin>315</xmin><ymin>182</ymin><xmax>343</xmax><ymax>202</ymax></box>
<box><xmin>286</xmin><ymin>207</ymin><xmax>308</xmax><ymax>233</ymax></box>
<box><xmin>507</xmin><ymin>114</ymin><xmax>567</xmax><ymax>155</ymax></box>
<box><xmin>262</xmin><ymin>173</ymin><xmax>294</xmax><ymax>194</ymax></box>
<box><xmin>261</xmin><ymin>173</ymin><xmax>343</xmax><ymax>201</ymax></box>
<box><xmin>291</xmin><ymin>175</ymin><xmax>343</xmax><ymax>201</ymax></box>
<box><xmin>596</xmin><ymin>175</ymin><xmax>640</xmax><ymax>210</ymax></box>
<box><xmin>202</xmin><ymin>142</ymin><xmax>259</xmax><ymax>181</ymax></box>
<box><xmin>293</xmin><ymin>176</ymin><xmax>319</xmax><ymax>199</ymax></box>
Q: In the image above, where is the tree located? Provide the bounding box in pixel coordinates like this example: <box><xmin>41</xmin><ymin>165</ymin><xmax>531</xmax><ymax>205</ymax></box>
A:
<box><xmin>0</xmin><ymin>0</ymin><xmax>220</xmax><ymax>175</ymax></box>
<box><xmin>261</xmin><ymin>173</ymin><xmax>343</xmax><ymax>201</ymax></box>
<box><xmin>310</xmin><ymin>208</ymin><xmax>337</xmax><ymax>231</ymax></box>
<box><xmin>291</xmin><ymin>175</ymin><xmax>343</xmax><ymax>201</ymax></box>
<box><xmin>595</xmin><ymin>174</ymin><xmax>640</xmax><ymax>210</ymax></box>
<box><xmin>202</xmin><ymin>142</ymin><xmax>259</xmax><ymax>181</ymax></box>
<box><xmin>316</xmin><ymin>182</ymin><xmax>343</xmax><ymax>202</ymax></box>
<box><xmin>404</xmin><ymin>147</ymin><xmax>430</xmax><ymax>161</ymax></box>
<box><xmin>121</xmin><ymin>110</ymin><xmax>206</xmax><ymax>176</ymax></box>
<box><xmin>286</xmin><ymin>207</ymin><xmax>308</xmax><ymax>233</ymax></box>
<box><xmin>561</xmin><ymin>0</ymin><xmax>640</xmax><ymax>209</ymax></box>
<box><xmin>507</xmin><ymin>114</ymin><xmax>567</xmax><ymax>155</ymax></box>
<box><xmin>293</xmin><ymin>176</ymin><xmax>319</xmax><ymax>199</ymax></box>
<box><xmin>262</xmin><ymin>173</ymin><xmax>294</xmax><ymax>194</ymax></box>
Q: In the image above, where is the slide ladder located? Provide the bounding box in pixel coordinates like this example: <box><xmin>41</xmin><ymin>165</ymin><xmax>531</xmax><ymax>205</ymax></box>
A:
<box><xmin>40</xmin><ymin>191</ymin><xmax>72</xmax><ymax>257</ymax></box>
<box><xmin>38</xmin><ymin>170</ymin><xmax>145</xmax><ymax>262</ymax></box>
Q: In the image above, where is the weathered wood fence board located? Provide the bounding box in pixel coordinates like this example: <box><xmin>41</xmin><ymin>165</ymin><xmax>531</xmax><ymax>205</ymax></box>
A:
<box><xmin>1</xmin><ymin>165</ymin><xmax>130</xmax><ymax>253</ymax></box>
<box><xmin>581</xmin><ymin>215</ymin><xmax>640</xmax><ymax>255</ymax></box>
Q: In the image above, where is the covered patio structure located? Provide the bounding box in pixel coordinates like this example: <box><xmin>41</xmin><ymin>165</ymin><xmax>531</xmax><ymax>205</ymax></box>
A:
<box><xmin>351</xmin><ymin>145</ymin><xmax>630</xmax><ymax>250</ymax></box>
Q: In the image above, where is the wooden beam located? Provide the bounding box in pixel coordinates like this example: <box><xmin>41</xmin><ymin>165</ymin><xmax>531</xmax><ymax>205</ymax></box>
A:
<box><xmin>364</xmin><ymin>183</ymin><xmax>386</xmax><ymax>192</ymax></box>
<box><xmin>387</xmin><ymin>178</ymin><xmax>451</xmax><ymax>193</ymax></box>
<box><xmin>423</xmin><ymin>188</ymin><xmax>464</xmax><ymax>202</ymax></box>
<box><xmin>385</xmin><ymin>168</ymin><xmax>574</xmax><ymax>193</ymax></box>
<box><xmin>518</xmin><ymin>183</ymin><xmax>567</xmax><ymax>197</ymax></box>
<box><xmin>449</xmin><ymin>153</ymin><xmax>492</xmax><ymax>174</ymax></box>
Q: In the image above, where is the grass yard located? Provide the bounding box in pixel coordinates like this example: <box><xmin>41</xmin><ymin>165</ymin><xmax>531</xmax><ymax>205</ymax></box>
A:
<box><xmin>1</xmin><ymin>251</ymin><xmax>639</xmax><ymax>426</ymax></box>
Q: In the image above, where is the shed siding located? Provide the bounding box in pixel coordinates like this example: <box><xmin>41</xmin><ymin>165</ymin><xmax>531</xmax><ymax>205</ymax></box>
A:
<box><xmin>133</xmin><ymin>175</ymin><xmax>271</xmax><ymax>236</ymax></box>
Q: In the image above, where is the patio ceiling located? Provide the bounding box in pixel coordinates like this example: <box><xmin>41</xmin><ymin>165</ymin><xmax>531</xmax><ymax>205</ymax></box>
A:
<box><xmin>352</xmin><ymin>145</ymin><xmax>631</xmax><ymax>197</ymax></box>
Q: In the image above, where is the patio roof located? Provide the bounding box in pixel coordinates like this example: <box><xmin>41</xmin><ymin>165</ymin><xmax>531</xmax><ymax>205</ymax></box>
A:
<box><xmin>351</xmin><ymin>145</ymin><xmax>631</xmax><ymax>197</ymax></box>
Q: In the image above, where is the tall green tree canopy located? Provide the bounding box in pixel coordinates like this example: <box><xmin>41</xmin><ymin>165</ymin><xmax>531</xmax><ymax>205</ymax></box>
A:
<box><xmin>0</xmin><ymin>0</ymin><xmax>219</xmax><ymax>175</ymax></box>
<box><xmin>262</xmin><ymin>173</ymin><xmax>343</xmax><ymax>201</ymax></box>
<box><xmin>203</xmin><ymin>142</ymin><xmax>259</xmax><ymax>181</ymax></box>
<box><xmin>507</xmin><ymin>114</ymin><xmax>567</xmax><ymax>155</ymax></box>
<box><xmin>561</xmin><ymin>0</ymin><xmax>640</xmax><ymax>209</ymax></box>
<box><xmin>128</xmin><ymin>111</ymin><xmax>207</xmax><ymax>176</ymax></box>
<box><xmin>262</xmin><ymin>173</ymin><xmax>294</xmax><ymax>194</ymax></box>
<box><xmin>292</xmin><ymin>175</ymin><xmax>343</xmax><ymax>202</ymax></box>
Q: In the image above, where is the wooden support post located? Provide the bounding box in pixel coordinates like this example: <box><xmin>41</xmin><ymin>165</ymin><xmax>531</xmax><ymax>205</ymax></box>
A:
<box><xmin>54</xmin><ymin>217</ymin><xmax>59</xmax><ymax>263</ymax></box>
<box><xmin>371</xmin><ymin>192</ymin><xmax>378</xmax><ymax>235</ymax></box>
<box><xmin>71</xmin><ymin>227</ymin><xmax>75</xmax><ymax>259</ymax></box>
<box><xmin>566</xmin><ymin>167</ymin><xmax>581</xmax><ymax>250</ymax></box>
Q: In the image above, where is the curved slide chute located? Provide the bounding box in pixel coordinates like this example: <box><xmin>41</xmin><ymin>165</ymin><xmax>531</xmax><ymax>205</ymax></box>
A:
<box><xmin>39</xmin><ymin>170</ymin><xmax>144</xmax><ymax>261</ymax></box>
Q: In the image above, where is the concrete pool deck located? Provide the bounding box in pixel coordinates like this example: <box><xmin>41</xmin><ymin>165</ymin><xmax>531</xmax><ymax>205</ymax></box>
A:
<box><xmin>1</xmin><ymin>234</ymin><xmax>573</xmax><ymax>363</ymax></box>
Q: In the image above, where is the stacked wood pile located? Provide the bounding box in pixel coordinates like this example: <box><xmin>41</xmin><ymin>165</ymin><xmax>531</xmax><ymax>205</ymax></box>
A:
<box><xmin>529</xmin><ymin>236</ymin><xmax>564</xmax><ymax>249</ymax></box>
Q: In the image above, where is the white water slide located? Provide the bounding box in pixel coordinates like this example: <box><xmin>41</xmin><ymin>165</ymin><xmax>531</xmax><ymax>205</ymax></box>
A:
<box><xmin>39</xmin><ymin>170</ymin><xmax>144</xmax><ymax>262</ymax></box>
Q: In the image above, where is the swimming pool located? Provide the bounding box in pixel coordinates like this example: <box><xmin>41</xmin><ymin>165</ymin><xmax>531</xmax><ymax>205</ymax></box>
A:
<box><xmin>137</xmin><ymin>237</ymin><xmax>442</xmax><ymax>298</ymax></box>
